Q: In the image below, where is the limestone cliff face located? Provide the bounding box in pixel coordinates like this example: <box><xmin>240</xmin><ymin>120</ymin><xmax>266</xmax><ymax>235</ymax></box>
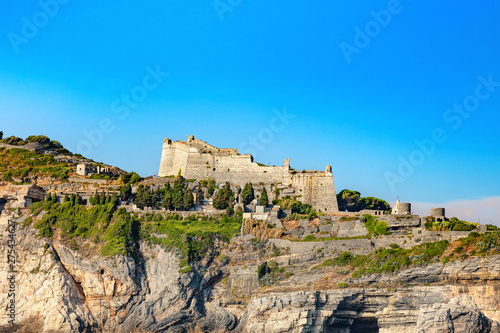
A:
<box><xmin>2</xmin><ymin>212</ymin><xmax>500</xmax><ymax>332</ymax></box>
<box><xmin>236</xmin><ymin>289</ymin><xmax>500</xmax><ymax>333</ymax></box>
<box><xmin>0</xmin><ymin>213</ymin><xmax>235</xmax><ymax>332</ymax></box>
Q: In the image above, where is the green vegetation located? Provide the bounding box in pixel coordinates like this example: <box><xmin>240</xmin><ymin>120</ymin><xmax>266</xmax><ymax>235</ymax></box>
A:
<box><xmin>336</xmin><ymin>189</ymin><xmax>390</xmax><ymax>212</ymax></box>
<box><xmin>0</xmin><ymin>147</ymin><xmax>72</xmax><ymax>182</ymax></box>
<box><xmin>160</xmin><ymin>176</ymin><xmax>194</xmax><ymax>211</ymax></box>
<box><xmin>242</xmin><ymin>182</ymin><xmax>255</xmax><ymax>205</ymax></box>
<box><xmin>0</xmin><ymin>134</ymin><xmax>72</xmax><ymax>154</ymax></box>
<box><xmin>213</xmin><ymin>182</ymin><xmax>234</xmax><ymax>210</ymax></box>
<box><xmin>259</xmin><ymin>187</ymin><xmax>268</xmax><ymax>206</ymax></box>
<box><xmin>338</xmin><ymin>282</ymin><xmax>349</xmax><ymax>288</ymax></box>
<box><xmin>208</xmin><ymin>179</ymin><xmax>216</xmax><ymax>195</ymax></box>
<box><xmin>126</xmin><ymin>176</ymin><xmax>194</xmax><ymax>211</ymax></box>
<box><xmin>273</xmin><ymin>195</ymin><xmax>317</xmax><ymax>219</ymax></box>
<box><xmin>320</xmin><ymin>240</ymin><xmax>449</xmax><ymax>277</ymax></box>
<box><xmin>29</xmin><ymin>196</ymin><xmax>139</xmax><ymax>258</ymax></box>
<box><xmin>121</xmin><ymin>172</ymin><xmax>143</xmax><ymax>184</ymax></box>
<box><xmin>424</xmin><ymin>216</ymin><xmax>477</xmax><ymax>231</ymax></box>
<box><xmin>257</xmin><ymin>260</ymin><xmax>287</xmax><ymax>286</ymax></box>
<box><xmin>141</xmin><ymin>211</ymin><xmax>242</xmax><ymax>263</ymax></box>
<box><xmin>458</xmin><ymin>231</ymin><xmax>500</xmax><ymax>254</ymax></box>
<box><xmin>28</xmin><ymin>196</ymin><xmax>242</xmax><ymax>266</ymax></box>
<box><xmin>363</xmin><ymin>214</ymin><xmax>391</xmax><ymax>236</ymax></box>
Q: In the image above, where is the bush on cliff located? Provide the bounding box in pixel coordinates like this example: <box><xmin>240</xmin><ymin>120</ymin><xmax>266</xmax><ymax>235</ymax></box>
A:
<box><xmin>324</xmin><ymin>240</ymin><xmax>449</xmax><ymax>277</ymax></box>
<box><xmin>424</xmin><ymin>216</ymin><xmax>477</xmax><ymax>232</ymax></box>
<box><xmin>363</xmin><ymin>214</ymin><xmax>391</xmax><ymax>236</ymax></box>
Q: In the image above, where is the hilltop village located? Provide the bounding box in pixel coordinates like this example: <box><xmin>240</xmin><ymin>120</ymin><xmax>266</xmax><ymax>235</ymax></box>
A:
<box><xmin>1</xmin><ymin>134</ymin><xmax>499</xmax><ymax>332</ymax></box>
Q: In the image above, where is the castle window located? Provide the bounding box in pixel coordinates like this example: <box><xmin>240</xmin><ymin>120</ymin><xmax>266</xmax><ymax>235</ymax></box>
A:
<box><xmin>263</xmin><ymin>171</ymin><xmax>267</xmax><ymax>173</ymax></box>
<box><xmin>228</xmin><ymin>169</ymin><xmax>230</xmax><ymax>172</ymax></box>
<box><xmin>213</xmin><ymin>168</ymin><xmax>216</xmax><ymax>171</ymax></box>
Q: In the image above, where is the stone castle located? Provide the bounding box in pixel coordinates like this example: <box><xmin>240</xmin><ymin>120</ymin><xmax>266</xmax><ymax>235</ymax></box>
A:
<box><xmin>158</xmin><ymin>135</ymin><xmax>339</xmax><ymax>212</ymax></box>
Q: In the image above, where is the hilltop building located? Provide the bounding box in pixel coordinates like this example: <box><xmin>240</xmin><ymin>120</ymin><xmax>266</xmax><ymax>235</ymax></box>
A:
<box><xmin>158</xmin><ymin>135</ymin><xmax>339</xmax><ymax>212</ymax></box>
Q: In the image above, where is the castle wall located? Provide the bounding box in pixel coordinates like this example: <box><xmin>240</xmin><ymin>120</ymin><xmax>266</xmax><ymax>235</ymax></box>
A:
<box><xmin>158</xmin><ymin>136</ymin><xmax>339</xmax><ymax>212</ymax></box>
<box><xmin>290</xmin><ymin>172</ymin><xmax>338</xmax><ymax>212</ymax></box>
<box><xmin>158</xmin><ymin>140</ymin><xmax>188</xmax><ymax>177</ymax></box>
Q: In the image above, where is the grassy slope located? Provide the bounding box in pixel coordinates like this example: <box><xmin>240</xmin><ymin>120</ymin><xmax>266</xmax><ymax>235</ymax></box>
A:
<box><xmin>0</xmin><ymin>147</ymin><xmax>73</xmax><ymax>183</ymax></box>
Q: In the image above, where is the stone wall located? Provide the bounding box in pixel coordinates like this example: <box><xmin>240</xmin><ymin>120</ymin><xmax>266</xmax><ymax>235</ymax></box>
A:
<box><xmin>158</xmin><ymin>136</ymin><xmax>338</xmax><ymax>212</ymax></box>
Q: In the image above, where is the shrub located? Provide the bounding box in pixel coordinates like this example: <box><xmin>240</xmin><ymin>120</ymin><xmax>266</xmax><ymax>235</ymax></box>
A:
<box><xmin>303</xmin><ymin>235</ymin><xmax>315</xmax><ymax>241</ymax></box>
<box><xmin>363</xmin><ymin>215</ymin><xmax>391</xmax><ymax>236</ymax></box>
<box><xmin>334</xmin><ymin>252</ymin><xmax>353</xmax><ymax>266</ymax></box>
<box><xmin>178</xmin><ymin>266</ymin><xmax>193</xmax><ymax>274</ymax></box>
<box><xmin>338</xmin><ymin>282</ymin><xmax>349</xmax><ymax>288</ymax></box>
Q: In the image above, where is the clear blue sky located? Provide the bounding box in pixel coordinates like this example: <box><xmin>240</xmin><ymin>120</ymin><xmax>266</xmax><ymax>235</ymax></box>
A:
<box><xmin>1</xmin><ymin>1</ymin><xmax>499</xmax><ymax>206</ymax></box>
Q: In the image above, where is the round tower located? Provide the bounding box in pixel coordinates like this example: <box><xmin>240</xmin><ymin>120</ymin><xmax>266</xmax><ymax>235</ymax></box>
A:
<box><xmin>430</xmin><ymin>208</ymin><xmax>445</xmax><ymax>219</ymax></box>
<box><xmin>398</xmin><ymin>203</ymin><xmax>411</xmax><ymax>215</ymax></box>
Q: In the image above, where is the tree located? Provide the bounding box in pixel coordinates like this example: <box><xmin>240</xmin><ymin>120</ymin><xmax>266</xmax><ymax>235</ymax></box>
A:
<box><xmin>183</xmin><ymin>188</ymin><xmax>194</xmax><ymax>209</ymax></box>
<box><xmin>161</xmin><ymin>177</ymin><xmax>194</xmax><ymax>211</ymax></box>
<box><xmin>208</xmin><ymin>179</ymin><xmax>216</xmax><ymax>196</ymax></box>
<box><xmin>242</xmin><ymin>182</ymin><xmax>254</xmax><ymax>205</ymax></box>
<box><xmin>259</xmin><ymin>187</ymin><xmax>268</xmax><ymax>207</ymax></box>
<box><xmin>121</xmin><ymin>172</ymin><xmax>142</xmax><ymax>184</ymax></box>
<box><xmin>336</xmin><ymin>189</ymin><xmax>390</xmax><ymax>212</ymax></box>
<box><xmin>119</xmin><ymin>184</ymin><xmax>132</xmax><ymax>201</ymax></box>
<box><xmin>213</xmin><ymin>182</ymin><xmax>234</xmax><ymax>210</ymax></box>
<box><xmin>337</xmin><ymin>189</ymin><xmax>361</xmax><ymax>211</ymax></box>
<box><xmin>0</xmin><ymin>131</ymin><xmax>3</xmax><ymax>140</ymax></box>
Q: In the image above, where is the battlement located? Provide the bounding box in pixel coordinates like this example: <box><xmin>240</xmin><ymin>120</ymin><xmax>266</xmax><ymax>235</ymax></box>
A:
<box><xmin>158</xmin><ymin>136</ymin><xmax>338</xmax><ymax>212</ymax></box>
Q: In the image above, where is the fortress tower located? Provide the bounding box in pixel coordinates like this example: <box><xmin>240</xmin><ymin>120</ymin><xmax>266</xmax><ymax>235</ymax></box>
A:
<box><xmin>158</xmin><ymin>135</ymin><xmax>339</xmax><ymax>212</ymax></box>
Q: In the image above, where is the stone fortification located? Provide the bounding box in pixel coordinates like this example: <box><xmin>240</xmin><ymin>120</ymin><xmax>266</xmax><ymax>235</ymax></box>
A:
<box><xmin>158</xmin><ymin>135</ymin><xmax>339</xmax><ymax>212</ymax></box>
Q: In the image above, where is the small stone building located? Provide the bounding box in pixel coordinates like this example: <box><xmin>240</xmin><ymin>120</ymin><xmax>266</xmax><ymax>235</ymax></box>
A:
<box><xmin>76</xmin><ymin>163</ymin><xmax>96</xmax><ymax>176</ymax></box>
<box><xmin>392</xmin><ymin>199</ymin><xmax>411</xmax><ymax>215</ymax></box>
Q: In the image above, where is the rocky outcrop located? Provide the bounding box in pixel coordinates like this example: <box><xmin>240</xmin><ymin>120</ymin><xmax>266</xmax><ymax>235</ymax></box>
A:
<box><xmin>1</xmin><ymin>211</ymin><xmax>499</xmax><ymax>332</ymax></box>
<box><xmin>0</xmin><ymin>212</ymin><xmax>235</xmax><ymax>332</ymax></box>
<box><xmin>416</xmin><ymin>294</ymin><xmax>499</xmax><ymax>333</ymax></box>
<box><xmin>236</xmin><ymin>289</ymin><xmax>500</xmax><ymax>333</ymax></box>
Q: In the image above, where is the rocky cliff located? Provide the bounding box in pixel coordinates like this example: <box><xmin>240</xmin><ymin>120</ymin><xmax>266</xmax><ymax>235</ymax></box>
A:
<box><xmin>1</xmin><ymin>211</ymin><xmax>500</xmax><ymax>332</ymax></box>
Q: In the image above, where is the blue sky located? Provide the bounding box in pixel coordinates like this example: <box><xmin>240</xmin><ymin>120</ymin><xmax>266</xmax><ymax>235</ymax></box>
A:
<box><xmin>0</xmin><ymin>1</ymin><xmax>499</xmax><ymax>221</ymax></box>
